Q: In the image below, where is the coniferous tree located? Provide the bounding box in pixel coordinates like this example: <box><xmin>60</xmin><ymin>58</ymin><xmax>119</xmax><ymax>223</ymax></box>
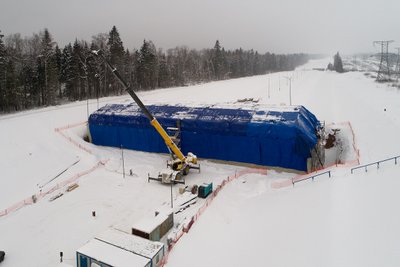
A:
<box><xmin>333</xmin><ymin>52</ymin><xmax>344</xmax><ymax>73</ymax></box>
<box><xmin>78</xmin><ymin>42</ymin><xmax>92</xmax><ymax>100</ymax></box>
<box><xmin>68</xmin><ymin>40</ymin><xmax>82</xmax><ymax>100</ymax></box>
<box><xmin>0</xmin><ymin>28</ymin><xmax>310</xmax><ymax>113</ymax></box>
<box><xmin>5</xmin><ymin>59</ymin><xmax>19</xmax><ymax>111</ymax></box>
<box><xmin>136</xmin><ymin>40</ymin><xmax>158</xmax><ymax>90</ymax></box>
<box><xmin>20</xmin><ymin>64</ymin><xmax>35</xmax><ymax>109</ymax></box>
<box><xmin>61</xmin><ymin>43</ymin><xmax>73</xmax><ymax>99</ymax></box>
<box><xmin>107</xmin><ymin>26</ymin><xmax>125</xmax><ymax>94</ymax></box>
<box><xmin>253</xmin><ymin>51</ymin><xmax>262</xmax><ymax>75</ymax></box>
<box><xmin>212</xmin><ymin>40</ymin><xmax>225</xmax><ymax>80</ymax></box>
<box><xmin>131</xmin><ymin>49</ymin><xmax>141</xmax><ymax>89</ymax></box>
<box><xmin>123</xmin><ymin>49</ymin><xmax>133</xmax><ymax>89</ymax></box>
<box><xmin>237</xmin><ymin>48</ymin><xmax>245</xmax><ymax>77</ymax></box>
<box><xmin>186</xmin><ymin>49</ymin><xmax>202</xmax><ymax>83</ymax></box>
<box><xmin>54</xmin><ymin>45</ymin><xmax>62</xmax><ymax>98</ymax></box>
<box><xmin>71</xmin><ymin>40</ymin><xmax>86</xmax><ymax>100</ymax></box>
<box><xmin>167</xmin><ymin>48</ymin><xmax>181</xmax><ymax>86</ymax></box>
<box><xmin>38</xmin><ymin>28</ymin><xmax>58</xmax><ymax>105</ymax></box>
<box><xmin>157</xmin><ymin>51</ymin><xmax>170</xmax><ymax>88</ymax></box>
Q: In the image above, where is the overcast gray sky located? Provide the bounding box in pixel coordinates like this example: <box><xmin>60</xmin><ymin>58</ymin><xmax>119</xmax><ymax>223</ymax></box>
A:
<box><xmin>1</xmin><ymin>0</ymin><xmax>399</xmax><ymax>54</ymax></box>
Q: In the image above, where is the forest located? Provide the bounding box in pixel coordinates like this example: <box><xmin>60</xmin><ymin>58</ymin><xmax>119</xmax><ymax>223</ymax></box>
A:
<box><xmin>0</xmin><ymin>26</ymin><xmax>308</xmax><ymax>113</ymax></box>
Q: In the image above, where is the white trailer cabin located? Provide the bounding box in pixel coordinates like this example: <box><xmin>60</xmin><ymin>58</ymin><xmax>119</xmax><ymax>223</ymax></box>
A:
<box><xmin>76</xmin><ymin>238</ymin><xmax>150</xmax><ymax>267</ymax></box>
<box><xmin>96</xmin><ymin>228</ymin><xmax>164</xmax><ymax>267</ymax></box>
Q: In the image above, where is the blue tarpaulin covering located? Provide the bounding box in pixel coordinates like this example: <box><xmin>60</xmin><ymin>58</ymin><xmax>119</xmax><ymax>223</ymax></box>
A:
<box><xmin>88</xmin><ymin>104</ymin><xmax>320</xmax><ymax>171</ymax></box>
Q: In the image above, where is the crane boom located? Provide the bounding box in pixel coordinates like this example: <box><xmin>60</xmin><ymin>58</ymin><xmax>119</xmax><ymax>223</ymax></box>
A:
<box><xmin>92</xmin><ymin>50</ymin><xmax>199</xmax><ymax>183</ymax></box>
<box><xmin>93</xmin><ymin>50</ymin><xmax>185</xmax><ymax>161</ymax></box>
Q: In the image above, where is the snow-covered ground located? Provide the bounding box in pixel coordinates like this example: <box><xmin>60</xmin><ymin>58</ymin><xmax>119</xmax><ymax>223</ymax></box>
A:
<box><xmin>1</xmin><ymin>58</ymin><xmax>400</xmax><ymax>266</ymax></box>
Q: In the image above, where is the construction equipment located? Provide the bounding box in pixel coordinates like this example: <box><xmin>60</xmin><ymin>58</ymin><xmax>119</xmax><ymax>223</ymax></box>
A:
<box><xmin>92</xmin><ymin>50</ymin><xmax>200</xmax><ymax>184</ymax></box>
<box><xmin>198</xmin><ymin>182</ymin><xmax>213</xmax><ymax>198</ymax></box>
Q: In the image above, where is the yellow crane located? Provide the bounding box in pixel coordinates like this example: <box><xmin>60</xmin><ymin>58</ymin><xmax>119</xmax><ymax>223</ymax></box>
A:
<box><xmin>92</xmin><ymin>50</ymin><xmax>199</xmax><ymax>184</ymax></box>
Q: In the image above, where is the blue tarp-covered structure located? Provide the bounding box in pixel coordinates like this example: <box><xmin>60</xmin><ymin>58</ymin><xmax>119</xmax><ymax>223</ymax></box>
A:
<box><xmin>88</xmin><ymin>104</ymin><xmax>320</xmax><ymax>171</ymax></box>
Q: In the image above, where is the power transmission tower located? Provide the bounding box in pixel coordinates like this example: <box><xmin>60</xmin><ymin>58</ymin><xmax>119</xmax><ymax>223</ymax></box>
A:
<box><xmin>395</xmin><ymin>47</ymin><xmax>400</xmax><ymax>82</ymax></box>
<box><xmin>373</xmin><ymin>40</ymin><xmax>394</xmax><ymax>82</ymax></box>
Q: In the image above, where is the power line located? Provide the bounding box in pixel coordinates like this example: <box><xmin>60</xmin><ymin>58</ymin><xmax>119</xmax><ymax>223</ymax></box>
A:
<box><xmin>373</xmin><ymin>40</ymin><xmax>394</xmax><ymax>82</ymax></box>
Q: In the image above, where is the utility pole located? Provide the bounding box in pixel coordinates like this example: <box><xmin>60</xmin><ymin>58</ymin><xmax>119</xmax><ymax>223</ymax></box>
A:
<box><xmin>121</xmin><ymin>145</ymin><xmax>125</xmax><ymax>178</ymax></box>
<box><xmin>373</xmin><ymin>40</ymin><xmax>394</xmax><ymax>82</ymax></box>
<box><xmin>395</xmin><ymin>47</ymin><xmax>400</xmax><ymax>82</ymax></box>
<box><xmin>94</xmin><ymin>73</ymin><xmax>100</xmax><ymax>109</ymax></box>
<box><xmin>284</xmin><ymin>76</ymin><xmax>292</xmax><ymax>105</ymax></box>
<box><xmin>278</xmin><ymin>74</ymin><xmax>281</xmax><ymax>91</ymax></box>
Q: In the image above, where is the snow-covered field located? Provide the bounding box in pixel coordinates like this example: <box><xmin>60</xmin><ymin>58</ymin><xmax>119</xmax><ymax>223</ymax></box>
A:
<box><xmin>1</xmin><ymin>58</ymin><xmax>400</xmax><ymax>266</ymax></box>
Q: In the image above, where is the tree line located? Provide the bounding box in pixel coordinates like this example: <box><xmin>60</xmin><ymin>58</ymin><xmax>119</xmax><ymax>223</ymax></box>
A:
<box><xmin>0</xmin><ymin>26</ymin><xmax>308</xmax><ymax>113</ymax></box>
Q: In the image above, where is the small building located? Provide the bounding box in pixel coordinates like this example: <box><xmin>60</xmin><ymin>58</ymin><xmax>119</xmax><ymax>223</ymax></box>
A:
<box><xmin>77</xmin><ymin>228</ymin><xmax>164</xmax><ymax>267</ymax></box>
<box><xmin>131</xmin><ymin>212</ymin><xmax>174</xmax><ymax>242</ymax></box>
<box><xmin>76</xmin><ymin>239</ymin><xmax>150</xmax><ymax>267</ymax></box>
<box><xmin>89</xmin><ymin>104</ymin><xmax>322</xmax><ymax>172</ymax></box>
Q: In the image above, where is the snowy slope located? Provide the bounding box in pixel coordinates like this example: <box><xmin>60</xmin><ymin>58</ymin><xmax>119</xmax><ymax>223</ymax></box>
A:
<box><xmin>165</xmin><ymin>59</ymin><xmax>400</xmax><ymax>267</ymax></box>
<box><xmin>1</xmin><ymin>58</ymin><xmax>400</xmax><ymax>266</ymax></box>
<box><xmin>167</xmin><ymin>165</ymin><xmax>400</xmax><ymax>267</ymax></box>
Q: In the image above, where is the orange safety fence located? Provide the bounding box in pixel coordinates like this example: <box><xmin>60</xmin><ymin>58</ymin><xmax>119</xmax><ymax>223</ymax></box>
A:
<box><xmin>54</xmin><ymin>121</ymin><xmax>88</xmax><ymax>132</ymax></box>
<box><xmin>0</xmin><ymin>160</ymin><xmax>108</xmax><ymax>218</ymax></box>
<box><xmin>157</xmin><ymin>167</ymin><xmax>268</xmax><ymax>267</ymax></box>
<box><xmin>0</xmin><ymin>122</ymin><xmax>108</xmax><ymax>218</ymax></box>
<box><xmin>55</xmin><ymin>121</ymin><xmax>93</xmax><ymax>154</ymax></box>
<box><xmin>271</xmin><ymin>121</ymin><xmax>361</xmax><ymax>189</ymax></box>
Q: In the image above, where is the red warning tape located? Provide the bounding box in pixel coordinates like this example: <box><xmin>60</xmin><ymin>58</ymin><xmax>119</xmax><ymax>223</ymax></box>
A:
<box><xmin>0</xmin><ymin>122</ymin><xmax>108</xmax><ymax>218</ymax></box>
